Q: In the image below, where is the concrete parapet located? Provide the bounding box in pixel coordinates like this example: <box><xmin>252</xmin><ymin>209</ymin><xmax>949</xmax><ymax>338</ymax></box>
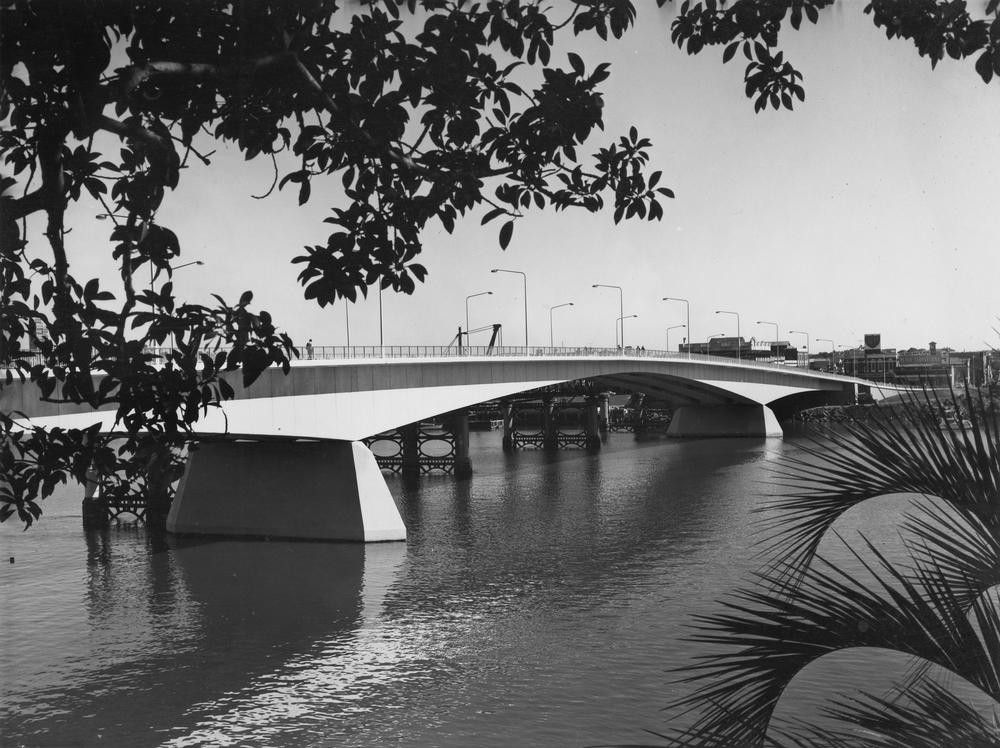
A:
<box><xmin>166</xmin><ymin>440</ymin><xmax>406</xmax><ymax>542</ymax></box>
<box><xmin>667</xmin><ymin>404</ymin><xmax>783</xmax><ymax>438</ymax></box>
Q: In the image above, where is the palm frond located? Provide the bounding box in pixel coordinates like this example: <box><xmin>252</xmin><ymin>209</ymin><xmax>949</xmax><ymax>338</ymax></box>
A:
<box><xmin>667</xmin><ymin>540</ymin><xmax>1000</xmax><ymax>746</ymax></box>
<box><xmin>819</xmin><ymin>679</ymin><xmax>1000</xmax><ymax>748</ymax></box>
<box><xmin>903</xmin><ymin>497</ymin><xmax>1000</xmax><ymax>613</ymax></box>
<box><xmin>756</xmin><ymin>382</ymin><xmax>1000</xmax><ymax>576</ymax></box>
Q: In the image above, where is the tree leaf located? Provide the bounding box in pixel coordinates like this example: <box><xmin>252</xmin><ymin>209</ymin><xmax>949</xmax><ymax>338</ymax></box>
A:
<box><xmin>499</xmin><ymin>220</ymin><xmax>514</xmax><ymax>249</ymax></box>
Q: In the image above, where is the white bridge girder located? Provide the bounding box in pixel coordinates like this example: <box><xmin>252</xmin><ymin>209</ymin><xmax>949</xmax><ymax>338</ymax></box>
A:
<box><xmin>7</xmin><ymin>355</ymin><xmax>864</xmax><ymax>440</ymax></box>
<box><xmin>4</xmin><ymin>355</ymin><xmax>877</xmax><ymax>542</ymax></box>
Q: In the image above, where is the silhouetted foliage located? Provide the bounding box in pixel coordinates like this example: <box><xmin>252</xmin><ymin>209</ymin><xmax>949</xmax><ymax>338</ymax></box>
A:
<box><xmin>664</xmin><ymin>0</ymin><xmax>1000</xmax><ymax>111</ymax></box>
<box><xmin>1</xmin><ymin>0</ymin><xmax>673</xmax><ymax>525</ymax></box>
<box><xmin>663</xmin><ymin>384</ymin><xmax>1000</xmax><ymax>746</ymax></box>
<box><xmin>1</xmin><ymin>0</ymin><xmax>997</xmax><ymax>528</ymax></box>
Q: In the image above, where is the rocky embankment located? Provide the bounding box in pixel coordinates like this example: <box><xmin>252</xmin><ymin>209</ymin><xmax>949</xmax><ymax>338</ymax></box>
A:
<box><xmin>794</xmin><ymin>404</ymin><xmax>882</xmax><ymax>423</ymax></box>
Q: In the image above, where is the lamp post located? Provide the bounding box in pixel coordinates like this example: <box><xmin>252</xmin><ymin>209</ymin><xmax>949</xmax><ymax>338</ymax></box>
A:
<box><xmin>790</xmin><ymin>330</ymin><xmax>809</xmax><ymax>368</ymax></box>
<box><xmin>756</xmin><ymin>320</ymin><xmax>779</xmax><ymax>361</ymax></box>
<box><xmin>666</xmin><ymin>324</ymin><xmax>686</xmax><ymax>352</ymax></box>
<box><xmin>549</xmin><ymin>302</ymin><xmax>574</xmax><ymax>347</ymax></box>
<box><xmin>491</xmin><ymin>268</ymin><xmax>527</xmax><ymax>346</ymax></box>
<box><xmin>715</xmin><ymin>310</ymin><xmax>741</xmax><ymax>362</ymax></box>
<box><xmin>345</xmin><ymin>304</ymin><xmax>350</xmax><ymax>348</ymax></box>
<box><xmin>835</xmin><ymin>344</ymin><xmax>850</xmax><ymax>374</ymax></box>
<box><xmin>617</xmin><ymin>315</ymin><xmax>638</xmax><ymax>350</ymax></box>
<box><xmin>465</xmin><ymin>291</ymin><xmax>493</xmax><ymax>345</ymax></box>
<box><xmin>594</xmin><ymin>284</ymin><xmax>624</xmax><ymax>347</ymax></box>
<box><xmin>164</xmin><ymin>260</ymin><xmax>203</xmax><ymax>349</ymax></box>
<box><xmin>170</xmin><ymin>260</ymin><xmax>204</xmax><ymax>272</ymax></box>
<box><xmin>817</xmin><ymin>338</ymin><xmax>834</xmax><ymax>372</ymax></box>
<box><xmin>662</xmin><ymin>297</ymin><xmax>690</xmax><ymax>357</ymax></box>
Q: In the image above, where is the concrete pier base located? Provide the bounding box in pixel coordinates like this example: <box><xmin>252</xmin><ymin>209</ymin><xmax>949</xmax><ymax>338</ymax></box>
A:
<box><xmin>667</xmin><ymin>404</ymin><xmax>783</xmax><ymax>438</ymax></box>
<box><xmin>166</xmin><ymin>440</ymin><xmax>406</xmax><ymax>542</ymax></box>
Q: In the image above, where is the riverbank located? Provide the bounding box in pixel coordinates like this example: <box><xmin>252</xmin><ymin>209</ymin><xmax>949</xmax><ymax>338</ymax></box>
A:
<box><xmin>795</xmin><ymin>384</ymin><xmax>999</xmax><ymax>423</ymax></box>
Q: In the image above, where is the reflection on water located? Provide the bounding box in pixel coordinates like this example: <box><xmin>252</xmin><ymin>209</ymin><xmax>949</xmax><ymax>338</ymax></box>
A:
<box><xmin>2</xmin><ymin>431</ymin><xmax>804</xmax><ymax>747</ymax></box>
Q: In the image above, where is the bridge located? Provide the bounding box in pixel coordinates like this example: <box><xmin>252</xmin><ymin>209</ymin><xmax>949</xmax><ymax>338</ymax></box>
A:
<box><xmin>3</xmin><ymin>345</ymin><xmax>887</xmax><ymax>544</ymax></box>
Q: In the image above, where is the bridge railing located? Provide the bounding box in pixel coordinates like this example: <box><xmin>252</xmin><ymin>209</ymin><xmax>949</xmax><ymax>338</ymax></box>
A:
<box><xmin>4</xmin><ymin>345</ymin><xmax>865</xmax><ymax>383</ymax></box>
<box><xmin>289</xmin><ymin>345</ymin><xmax>856</xmax><ymax>381</ymax></box>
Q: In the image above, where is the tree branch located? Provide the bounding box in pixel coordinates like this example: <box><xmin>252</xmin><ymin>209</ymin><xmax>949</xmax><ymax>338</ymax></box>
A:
<box><xmin>3</xmin><ymin>186</ymin><xmax>50</xmax><ymax>221</ymax></box>
<box><xmin>121</xmin><ymin>55</ymin><xmax>290</xmax><ymax>96</ymax></box>
<box><xmin>96</xmin><ymin>114</ymin><xmax>171</xmax><ymax>152</ymax></box>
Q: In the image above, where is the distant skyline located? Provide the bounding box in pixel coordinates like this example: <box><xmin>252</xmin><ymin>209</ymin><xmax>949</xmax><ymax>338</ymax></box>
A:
<box><xmin>55</xmin><ymin>4</ymin><xmax>1000</xmax><ymax>353</ymax></box>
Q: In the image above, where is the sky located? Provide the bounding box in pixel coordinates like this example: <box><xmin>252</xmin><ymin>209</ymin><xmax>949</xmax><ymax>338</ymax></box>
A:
<box><xmin>56</xmin><ymin>2</ymin><xmax>1000</xmax><ymax>354</ymax></box>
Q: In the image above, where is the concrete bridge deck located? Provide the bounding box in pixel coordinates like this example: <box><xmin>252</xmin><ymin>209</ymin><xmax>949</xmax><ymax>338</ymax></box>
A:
<box><xmin>5</xmin><ymin>345</ymin><xmax>885</xmax><ymax>438</ymax></box>
<box><xmin>3</xmin><ymin>346</ymin><xmax>897</xmax><ymax>544</ymax></box>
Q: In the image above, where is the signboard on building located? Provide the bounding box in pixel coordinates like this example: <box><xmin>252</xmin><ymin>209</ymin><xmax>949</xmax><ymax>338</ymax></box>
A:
<box><xmin>864</xmin><ymin>333</ymin><xmax>881</xmax><ymax>351</ymax></box>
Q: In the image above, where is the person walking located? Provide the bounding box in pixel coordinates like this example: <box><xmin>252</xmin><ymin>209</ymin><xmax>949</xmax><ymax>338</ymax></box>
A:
<box><xmin>306</xmin><ymin>339</ymin><xmax>314</xmax><ymax>360</ymax></box>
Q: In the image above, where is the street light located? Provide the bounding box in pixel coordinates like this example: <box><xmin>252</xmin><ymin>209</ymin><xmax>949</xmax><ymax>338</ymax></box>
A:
<box><xmin>549</xmin><ymin>302</ymin><xmax>574</xmax><ymax>347</ymax></box>
<box><xmin>715</xmin><ymin>310</ymin><xmax>741</xmax><ymax>362</ymax></box>
<box><xmin>164</xmin><ymin>259</ymin><xmax>204</xmax><ymax>349</ymax></box>
<box><xmin>790</xmin><ymin>330</ymin><xmax>809</xmax><ymax>368</ymax></box>
<box><xmin>617</xmin><ymin>314</ymin><xmax>638</xmax><ymax>350</ymax></box>
<box><xmin>465</xmin><ymin>291</ymin><xmax>493</xmax><ymax>345</ymax></box>
<box><xmin>170</xmin><ymin>260</ymin><xmax>204</xmax><ymax>271</ymax></box>
<box><xmin>491</xmin><ymin>268</ymin><xmax>528</xmax><ymax>346</ymax></box>
<box><xmin>666</xmin><ymin>324</ymin><xmax>686</xmax><ymax>352</ymax></box>
<box><xmin>817</xmin><ymin>338</ymin><xmax>834</xmax><ymax>372</ymax></box>
<box><xmin>663</xmin><ymin>297</ymin><xmax>691</xmax><ymax>357</ymax></box>
<box><xmin>594</xmin><ymin>284</ymin><xmax>624</xmax><ymax>347</ymax></box>
<box><xmin>756</xmin><ymin>320</ymin><xmax>779</xmax><ymax>361</ymax></box>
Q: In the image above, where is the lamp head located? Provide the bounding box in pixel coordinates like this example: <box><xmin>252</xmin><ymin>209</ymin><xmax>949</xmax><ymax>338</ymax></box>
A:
<box><xmin>490</xmin><ymin>269</ymin><xmax>498</xmax><ymax>273</ymax></box>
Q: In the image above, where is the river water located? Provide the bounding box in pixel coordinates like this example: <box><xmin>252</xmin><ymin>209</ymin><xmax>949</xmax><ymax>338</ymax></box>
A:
<box><xmin>0</xmin><ymin>429</ymin><xmax>923</xmax><ymax>747</ymax></box>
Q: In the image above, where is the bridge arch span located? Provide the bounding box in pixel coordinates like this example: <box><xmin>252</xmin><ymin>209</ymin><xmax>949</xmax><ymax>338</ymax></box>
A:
<box><xmin>3</xmin><ymin>351</ymin><xmax>882</xmax><ymax>543</ymax></box>
<box><xmin>8</xmin><ymin>353</ymin><xmax>864</xmax><ymax>441</ymax></box>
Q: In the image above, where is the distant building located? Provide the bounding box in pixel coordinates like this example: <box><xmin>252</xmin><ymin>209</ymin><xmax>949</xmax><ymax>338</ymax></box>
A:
<box><xmin>679</xmin><ymin>337</ymin><xmax>800</xmax><ymax>363</ymax></box>
<box><xmin>680</xmin><ymin>337</ymin><xmax>750</xmax><ymax>358</ymax></box>
<box><xmin>841</xmin><ymin>333</ymin><xmax>898</xmax><ymax>381</ymax></box>
<box><xmin>894</xmin><ymin>341</ymin><xmax>969</xmax><ymax>387</ymax></box>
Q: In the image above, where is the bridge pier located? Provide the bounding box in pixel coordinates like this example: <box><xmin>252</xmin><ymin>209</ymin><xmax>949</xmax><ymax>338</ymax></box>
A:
<box><xmin>364</xmin><ymin>411</ymin><xmax>472</xmax><ymax>478</ymax></box>
<box><xmin>667</xmin><ymin>404</ymin><xmax>783</xmax><ymax>438</ymax></box>
<box><xmin>443</xmin><ymin>409</ymin><xmax>473</xmax><ymax>479</ymax></box>
<box><xmin>502</xmin><ymin>401</ymin><xmax>515</xmax><ymax>452</ymax></box>
<box><xmin>599</xmin><ymin>394</ymin><xmax>610</xmax><ymax>434</ymax></box>
<box><xmin>543</xmin><ymin>397</ymin><xmax>558</xmax><ymax>450</ymax></box>
<box><xmin>166</xmin><ymin>440</ymin><xmax>406</xmax><ymax>542</ymax></box>
<box><xmin>584</xmin><ymin>396</ymin><xmax>602</xmax><ymax>451</ymax></box>
<box><xmin>400</xmin><ymin>424</ymin><xmax>421</xmax><ymax>482</ymax></box>
<box><xmin>82</xmin><ymin>468</ymin><xmax>110</xmax><ymax>529</ymax></box>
